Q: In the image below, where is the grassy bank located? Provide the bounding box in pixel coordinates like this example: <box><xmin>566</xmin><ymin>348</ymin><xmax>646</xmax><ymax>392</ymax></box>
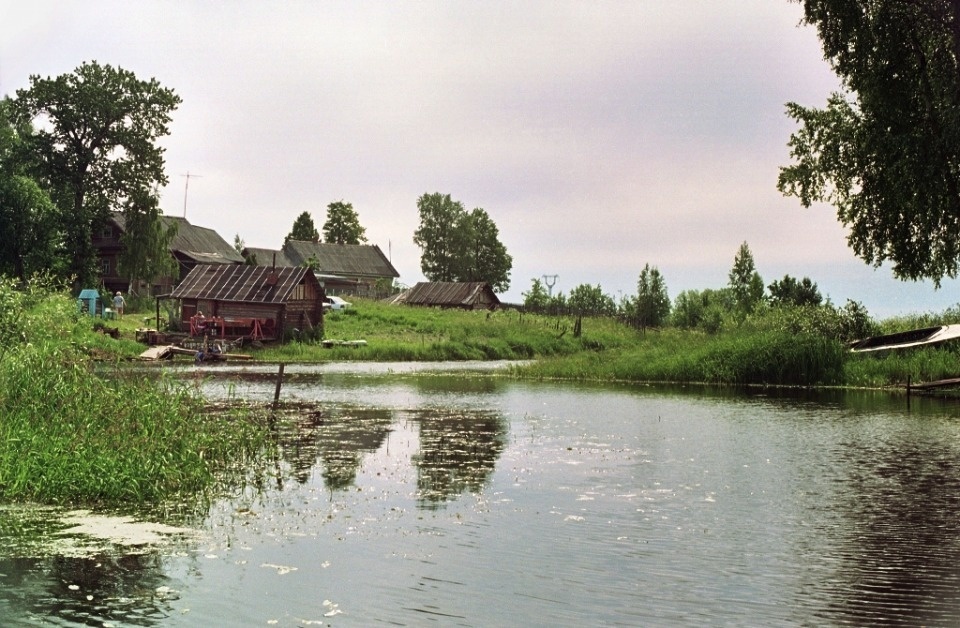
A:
<box><xmin>0</xmin><ymin>279</ymin><xmax>267</xmax><ymax>505</ymax></box>
<box><xmin>112</xmin><ymin>295</ymin><xmax>960</xmax><ymax>389</ymax></box>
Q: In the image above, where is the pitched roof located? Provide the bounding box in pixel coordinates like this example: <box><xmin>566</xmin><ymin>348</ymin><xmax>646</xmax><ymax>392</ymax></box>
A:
<box><xmin>242</xmin><ymin>247</ymin><xmax>295</xmax><ymax>267</ymax></box>
<box><xmin>402</xmin><ymin>282</ymin><xmax>500</xmax><ymax>307</ymax></box>
<box><xmin>111</xmin><ymin>213</ymin><xmax>244</xmax><ymax>264</ymax></box>
<box><xmin>169</xmin><ymin>264</ymin><xmax>316</xmax><ymax>303</ymax></box>
<box><xmin>283</xmin><ymin>241</ymin><xmax>399</xmax><ymax>278</ymax></box>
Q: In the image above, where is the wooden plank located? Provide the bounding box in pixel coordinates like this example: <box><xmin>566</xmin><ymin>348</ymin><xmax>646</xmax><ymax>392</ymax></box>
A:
<box><xmin>139</xmin><ymin>346</ymin><xmax>173</xmax><ymax>360</ymax></box>
<box><xmin>910</xmin><ymin>377</ymin><xmax>960</xmax><ymax>390</ymax></box>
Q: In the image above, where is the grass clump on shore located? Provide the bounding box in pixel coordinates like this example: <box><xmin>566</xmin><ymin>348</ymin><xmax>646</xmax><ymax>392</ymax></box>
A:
<box><xmin>0</xmin><ymin>277</ymin><xmax>267</xmax><ymax>505</ymax></box>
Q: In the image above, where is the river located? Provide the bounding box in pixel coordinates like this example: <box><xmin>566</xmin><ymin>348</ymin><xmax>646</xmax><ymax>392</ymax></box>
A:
<box><xmin>2</xmin><ymin>362</ymin><xmax>960</xmax><ymax>626</ymax></box>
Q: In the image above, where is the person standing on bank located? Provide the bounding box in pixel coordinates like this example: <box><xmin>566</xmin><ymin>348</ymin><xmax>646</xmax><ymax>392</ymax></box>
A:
<box><xmin>113</xmin><ymin>291</ymin><xmax>125</xmax><ymax>318</ymax></box>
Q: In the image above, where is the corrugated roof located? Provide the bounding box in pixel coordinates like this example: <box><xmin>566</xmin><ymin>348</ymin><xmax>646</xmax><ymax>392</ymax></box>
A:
<box><xmin>402</xmin><ymin>282</ymin><xmax>500</xmax><ymax>307</ymax></box>
<box><xmin>169</xmin><ymin>264</ymin><xmax>314</xmax><ymax>303</ymax></box>
<box><xmin>283</xmin><ymin>241</ymin><xmax>399</xmax><ymax>278</ymax></box>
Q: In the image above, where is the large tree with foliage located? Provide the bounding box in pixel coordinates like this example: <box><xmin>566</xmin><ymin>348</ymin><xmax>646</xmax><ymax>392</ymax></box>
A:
<box><xmin>459</xmin><ymin>207</ymin><xmax>512</xmax><ymax>292</ymax></box>
<box><xmin>778</xmin><ymin>0</ymin><xmax>960</xmax><ymax>285</ymax></box>
<box><xmin>413</xmin><ymin>192</ymin><xmax>512</xmax><ymax>291</ymax></box>
<box><xmin>414</xmin><ymin>193</ymin><xmax>467</xmax><ymax>282</ymax></box>
<box><xmin>285</xmin><ymin>211</ymin><xmax>320</xmax><ymax>243</ymax></box>
<box><xmin>13</xmin><ymin>61</ymin><xmax>181</xmax><ymax>287</ymax></box>
<box><xmin>0</xmin><ymin>99</ymin><xmax>60</xmax><ymax>280</ymax></box>
<box><xmin>322</xmin><ymin>201</ymin><xmax>367</xmax><ymax>245</ymax></box>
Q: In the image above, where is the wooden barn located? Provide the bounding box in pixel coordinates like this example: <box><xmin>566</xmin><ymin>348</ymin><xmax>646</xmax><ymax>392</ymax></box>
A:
<box><xmin>394</xmin><ymin>281</ymin><xmax>501</xmax><ymax>310</ymax></box>
<box><xmin>169</xmin><ymin>264</ymin><xmax>325</xmax><ymax>341</ymax></box>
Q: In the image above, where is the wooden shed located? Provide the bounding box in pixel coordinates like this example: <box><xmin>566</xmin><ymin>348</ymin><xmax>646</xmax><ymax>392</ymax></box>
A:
<box><xmin>396</xmin><ymin>282</ymin><xmax>501</xmax><ymax>310</ymax></box>
<box><xmin>169</xmin><ymin>264</ymin><xmax>325</xmax><ymax>341</ymax></box>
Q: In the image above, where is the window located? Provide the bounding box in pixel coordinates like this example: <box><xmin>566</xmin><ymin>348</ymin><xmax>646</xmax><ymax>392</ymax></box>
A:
<box><xmin>101</xmin><ymin>258</ymin><xmax>111</xmax><ymax>275</ymax></box>
<box><xmin>99</xmin><ymin>225</ymin><xmax>113</xmax><ymax>240</ymax></box>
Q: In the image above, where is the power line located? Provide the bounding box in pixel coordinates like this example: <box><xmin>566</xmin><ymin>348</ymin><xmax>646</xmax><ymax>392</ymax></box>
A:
<box><xmin>542</xmin><ymin>274</ymin><xmax>558</xmax><ymax>297</ymax></box>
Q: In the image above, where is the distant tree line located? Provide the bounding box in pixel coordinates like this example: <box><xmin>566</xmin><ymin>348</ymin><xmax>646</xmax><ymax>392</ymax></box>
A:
<box><xmin>521</xmin><ymin>241</ymin><xmax>876</xmax><ymax>342</ymax></box>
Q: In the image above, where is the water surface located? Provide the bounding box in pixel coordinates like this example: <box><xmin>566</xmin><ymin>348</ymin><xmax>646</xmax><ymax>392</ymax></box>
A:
<box><xmin>2</xmin><ymin>363</ymin><xmax>959</xmax><ymax>626</ymax></box>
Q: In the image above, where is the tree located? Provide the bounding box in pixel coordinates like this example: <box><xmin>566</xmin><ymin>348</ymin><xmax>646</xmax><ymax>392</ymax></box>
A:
<box><xmin>768</xmin><ymin>274</ymin><xmax>823</xmax><ymax>307</ymax></box>
<box><xmin>778</xmin><ymin>1</ymin><xmax>960</xmax><ymax>285</ymax></box>
<box><xmin>13</xmin><ymin>61</ymin><xmax>181</xmax><ymax>287</ymax></box>
<box><xmin>413</xmin><ymin>193</ymin><xmax>468</xmax><ymax>282</ymax></box>
<box><xmin>567</xmin><ymin>283</ymin><xmax>616</xmax><ymax>316</ymax></box>
<box><xmin>459</xmin><ymin>208</ymin><xmax>512</xmax><ymax>293</ymax></box>
<box><xmin>522</xmin><ymin>278</ymin><xmax>550</xmax><ymax>311</ymax></box>
<box><xmin>0</xmin><ymin>99</ymin><xmax>61</xmax><ymax>280</ymax></box>
<box><xmin>728</xmin><ymin>241</ymin><xmax>765</xmax><ymax>318</ymax></box>
<box><xmin>285</xmin><ymin>211</ymin><xmax>320</xmax><ymax>243</ymax></box>
<box><xmin>634</xmin><ymin>263</ymin><xmax>670</xmax><ymax>330</ymax></box>
<box><xmin>117</xmin><ymin>190</ymin><xmax>177</xmax><ymax>295</ymax></box>
<box><xmin>323</xmin><ymin>201</ymin><xmax>367</xmax><ymax>244</ymax></box>
<box><xmin>413</xmin><ymin>193</ymin><xmax>513</xmax><ymax>291</ymax></box>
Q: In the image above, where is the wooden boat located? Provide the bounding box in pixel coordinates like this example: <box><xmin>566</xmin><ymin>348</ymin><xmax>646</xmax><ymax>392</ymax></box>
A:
<box><xmin>849</xmin><ymin>325</ymin><xmax>960</xmax><ymax>353</ymax></box>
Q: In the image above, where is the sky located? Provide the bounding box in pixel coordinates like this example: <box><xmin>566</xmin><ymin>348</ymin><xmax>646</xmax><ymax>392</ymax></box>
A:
<box><xmin>3</xmin><ymin>0</ymin><xmax>960</xmax><ymax>318</ymax></box>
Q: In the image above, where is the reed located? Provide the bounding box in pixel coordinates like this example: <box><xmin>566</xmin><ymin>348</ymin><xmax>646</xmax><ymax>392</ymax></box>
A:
<box><xmin>0</xmin><ymin>283</ymin><xmax>267</xmax><ymax>505</ymax></box>
<box><xmin>515</xmin><ymin>329</ymin><xmax>846</xmax><ymax>386</ymax></box>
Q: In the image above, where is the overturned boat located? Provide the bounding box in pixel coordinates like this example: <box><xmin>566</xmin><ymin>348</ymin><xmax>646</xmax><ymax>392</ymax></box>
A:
<box><xmin>849</xmin><ymin>325</ymin><xmax>960</xmax><ymax>353</ymax></box>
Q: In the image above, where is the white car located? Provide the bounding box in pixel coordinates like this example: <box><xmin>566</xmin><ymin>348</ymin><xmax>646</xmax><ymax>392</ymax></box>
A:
<box><xmin>324</xmin><ymin>296</ymin><xmax>352</xmax><ymax>310</ymax></box>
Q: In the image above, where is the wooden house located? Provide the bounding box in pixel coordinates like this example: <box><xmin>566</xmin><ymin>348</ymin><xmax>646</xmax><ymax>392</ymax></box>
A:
<box><xmin>94</xmin><ymin>213</ymin><xmax>244</xmax><ymax>295</ymax></box>
<box><xmin>168</xmin><ymin>264</ymin><xmax>325</xmax><ymax>341</ymax></box>
<box><xmin>393</xmin><ymin>282</ymin><xmax>501</xmax><ymax>310</ymax></box>
<box><xmin>242</xmin><ymin>241</ymin><xmax>399</xmax><ymax>298</ymax></box>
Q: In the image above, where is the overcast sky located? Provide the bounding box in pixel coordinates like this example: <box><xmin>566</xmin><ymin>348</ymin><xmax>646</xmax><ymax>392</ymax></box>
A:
<box><xmin>2</xmin><ymin>1</ymin><xmax>958</xmax><ymax>317</ymax></box>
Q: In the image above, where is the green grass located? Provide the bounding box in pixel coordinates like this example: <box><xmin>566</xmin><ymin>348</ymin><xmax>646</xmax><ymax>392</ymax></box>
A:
<box><xmin>0</xmin><ymin>282</ymin><xmax>268</xmax><ymax>506</ymax></box>
<box><xmin>256</xmin><ymin>299</ymin><xmax>636</xmax><ymax>362</ymax></box>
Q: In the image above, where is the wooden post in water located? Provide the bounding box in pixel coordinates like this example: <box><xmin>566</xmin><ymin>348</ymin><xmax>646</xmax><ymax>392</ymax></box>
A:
<box><xmin>906</xmin><ymin>375</ymin><xmax>911</xmax><ymax>410</ymax></box>
<box><xmin>273</xmin><ymin>363</ymin><xmax>285</xmax><ymax>409</ymax></box>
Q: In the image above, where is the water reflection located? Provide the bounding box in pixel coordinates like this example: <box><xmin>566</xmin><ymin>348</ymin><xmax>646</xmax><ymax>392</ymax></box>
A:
<box><xmin>820</xmin><ymin>431</ymin><xmax>960</xmax><ymax>625</ymax></box>
<box><xmin>266</xmin><ymin>403</ymin><xmax>508</xmax><ymax>507</ymax></box>
<box><xmin>407</xmin><ymin>409</ymin><xmax>508</xmax><ymax>509</ymax></box>
<box><xmin>0</xmin><ymin>553</ymin><xmax>180</xmax><ymax>626</ymax></box>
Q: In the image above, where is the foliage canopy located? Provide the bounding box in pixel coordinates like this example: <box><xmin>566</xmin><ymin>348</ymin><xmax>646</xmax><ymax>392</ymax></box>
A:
<box><xmin>13</xmin><ymin>61</ymin><xmax>180</xmax><ymax>286</ymax></box>
<box><xmin>323</xmin><ymin>200</ymin><xmax>367</xmax><ymax>245</ymax></box>
<box><xmin>778</xmin><ymin>0</ymin><xmax>960</xmax><ymax>285</ymax></box>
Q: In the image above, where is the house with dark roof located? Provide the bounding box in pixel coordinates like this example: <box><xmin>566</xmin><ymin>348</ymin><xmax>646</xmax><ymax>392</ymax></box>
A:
<box><xmin>242</xmin><ymin>240</ymin><xmax>400</xmax><ymax>298</ymax></box>
<box><xmin>391</xmin><ymin>282</ymin><xmax>501</xmax><ymax>310</ymax></box>
<box><xmin>168</xmin><ymin>263</ymin><xmax>325</xmax><ymax>341</ymax></box>
<box><xmin>95</xmin><ymin>213</ymin><xmax>243</xmax><ymax>295</ymax></box>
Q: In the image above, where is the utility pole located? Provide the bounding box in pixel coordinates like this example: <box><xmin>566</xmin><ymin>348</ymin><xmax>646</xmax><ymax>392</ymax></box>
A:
<box><xmin>181</xmin><ymin>171</ymin><xmax>202</xmax><ymax>218</ymax></box>
<box><xmin>542</xmin><ymin>274</ymin><xmax>558</xmax><ymax>297</ymax></box>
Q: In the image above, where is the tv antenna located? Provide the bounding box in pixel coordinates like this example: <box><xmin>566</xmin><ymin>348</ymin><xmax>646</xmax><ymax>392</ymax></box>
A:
<box><xmin>542</xmin><ymin>274</ymin><xmax>558</xmax><ymax>296</ymax></box>
<box><xmin>181</xmin><ymin>171</ymin><xmax>202</xmax><ymax>218</ymax></box>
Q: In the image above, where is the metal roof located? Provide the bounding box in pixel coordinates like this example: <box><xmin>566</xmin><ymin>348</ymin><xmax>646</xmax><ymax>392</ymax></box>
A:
<box><xmin>169</xmin><ymin>264</ymin><xmax>315</xmax><ymax>303</ymax></box>
<box><xmin>282</xmin><ymin>241</ymin><xmax>400</xmax><ymax>278</ymax></box>
<box><xmin>111</xmin><ymin>213</ymin><xmax>244</xmax><ymax>264</ymax></box>
<box><xmin>402</xmin><ymin>282</ymin><xmax>500</xmax><ymax>307</ymax></box>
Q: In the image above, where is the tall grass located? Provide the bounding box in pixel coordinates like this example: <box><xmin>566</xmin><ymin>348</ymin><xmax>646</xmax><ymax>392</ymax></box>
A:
<box><xmin>515</xmin><ymin>329</ymin><xmax>846</xmax><ymax>386</ymax></box>
<box><xmin>0</xmin><ymin>280</ymin><xmax>267</xmax><ymax>505</ymax></box>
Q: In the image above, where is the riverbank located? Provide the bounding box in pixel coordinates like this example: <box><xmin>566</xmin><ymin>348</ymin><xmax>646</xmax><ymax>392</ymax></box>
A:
<box><xmin>116</xmin><ymin>296</ymin><xmax>960</xmax><ymax>389</ymax></box>
<box><xmin>0</xmin><ymin>280</ymin><xmax>269</xmax><ymax>506</ymax></box>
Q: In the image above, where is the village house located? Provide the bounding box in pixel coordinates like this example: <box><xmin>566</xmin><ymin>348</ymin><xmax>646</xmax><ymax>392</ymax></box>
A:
<box><xmin>242</xmin><ymin>240</ymin><xmax>399</xmax><ymax>298</ymax></box>
<box><xmin>94</xmin><ymin>213</ymin><xmax>244</xmax><ymax>295</ymax></box>
<box><xmin>168</xmin><ymin>263</ymin><xmax>325</xmax><ymax>341</ymax></box>
<box><xmin>389</xmin><ymin>281</ymin><xmax>501</xmax><ymax>310</ymax></box>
